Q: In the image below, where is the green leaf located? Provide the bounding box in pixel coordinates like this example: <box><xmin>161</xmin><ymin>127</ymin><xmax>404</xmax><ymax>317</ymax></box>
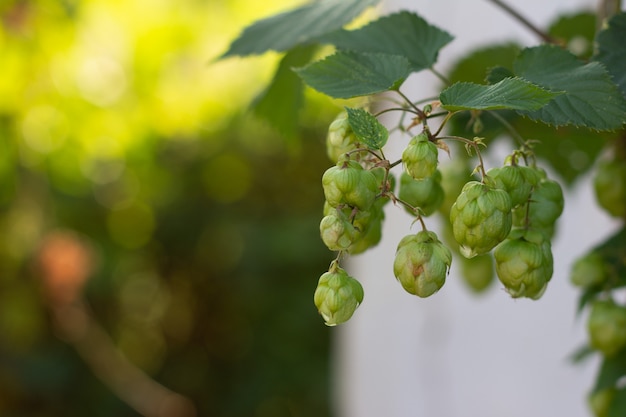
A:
<box><xmin>608</xmin><ymin>387</ymin><xmax>626</xmax><ymax>417</ymax></box>
<box><xmin>219</xmin><ymin>0</ymin><xmax>380</xmax><ymax>57</ymax></box>
<box><xmin>486</xmin><ymin>66</ymin><xmax>515</xmax><ymax>84</ymax></box>
<box><xmin>252</xmin><ymin>45</ymin><xmax>317</xmax><ymax>140</ymax></box>
<box><xmin>512</xmin><ymin>117</ymin><xmax>612</xmax><ymax>185</ymax></box>
<box><xmin>594</xmin><ymin>12</ymin><xmax>626</xmax><ymax>100</ymax></box>
<box><xmin>294</xmin><ymin>51</ymin><xmax>412</xmax><ymax>99</ymax></box>
<box><xmin>593</xmin><ymin>353</ymin><xmax>626</xmax><ymax>393</ymax></box>
<box><xmin>439</xmin><ymin>78</ymin><xmax>558</xmax><ymax>112</ymax></box>
<box><xmin>514</xmin><ymin>45</ymin><xmax>626</xmax><ymax>130</ymax></box>
<box><xmin>345</xmin><ymin>107</ymin><xmax>388</xmax><ymax>149</ymax></box>
<box><xmin>317</xmin><ymin>11</ymin><xmax>453</xmax><ymax>72</ymax></box>
<box><xmin>447</xmin><ymin>43</ymin><xmax>521</xmax><ymax>85</ymax></box>
<box><xmin>548</xmin><ymin>12</ymin><xmax>596</xmax><ymax>59</ymax></box>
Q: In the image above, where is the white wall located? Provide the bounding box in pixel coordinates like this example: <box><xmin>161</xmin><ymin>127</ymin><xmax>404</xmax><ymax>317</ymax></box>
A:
<box><xmin>334</xmin><ymin>2</ymin><xmax>623</xmax><ymax>417</ymax></box>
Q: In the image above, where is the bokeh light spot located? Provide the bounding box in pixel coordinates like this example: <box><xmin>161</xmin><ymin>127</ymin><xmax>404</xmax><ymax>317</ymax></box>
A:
<box><xmin>21</xmin><ymin>105</ymin><xmax>69</xmax><ymax>153</ymax></box>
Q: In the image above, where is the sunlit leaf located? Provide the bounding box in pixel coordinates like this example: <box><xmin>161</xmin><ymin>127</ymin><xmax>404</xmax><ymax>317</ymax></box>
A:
<box><xmin>220</xmin><ymin>0</ymin><xmax>380</xmax><ymax>57</ymax></box>
<box><xmin>514</xmin><ymin>45</ymin><xmax>626</xmax><ymax>130</ymax></box>
<box><xmin>594</xmin><ymin>12</ymin><xmax>626</xmax><ymax>99</ymax></box>
<box><xmin>440</xmin><ymin>78</ymin><xmax>557</xmax><ymax>112</ymax></box>
<box><xmin>345</xmin><ymin>107</ymin><xmax>388</xmax><ymax>150</ymax></box>
<box><xmin>317</xmin><ymin>11</ymin><xmax>453</xmax><ymax>72</ymax></box>
<box><xmin>295</xmin><ymin>51</ymin><xmax>412</xmax><ymax>99</ymax></box>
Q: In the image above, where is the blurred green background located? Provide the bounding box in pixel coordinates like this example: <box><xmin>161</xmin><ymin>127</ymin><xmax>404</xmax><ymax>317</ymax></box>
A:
<box><xmin>0</xmin><ymin>1</ymin><xmax>337</xmax><ymax>416</ymax></box>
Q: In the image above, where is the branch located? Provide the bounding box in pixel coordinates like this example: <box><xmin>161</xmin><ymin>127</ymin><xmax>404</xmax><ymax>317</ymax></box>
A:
<box><xmin>487</xmin><ymin>0</ymin><xmax>558</xmax><ymax>44</ymax></box>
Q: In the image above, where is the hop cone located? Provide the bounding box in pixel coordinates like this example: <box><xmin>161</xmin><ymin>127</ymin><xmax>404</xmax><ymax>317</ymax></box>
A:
<box><xmin>398</xmin><ymin>171</ymin><xmax>444</xmax><ymax>216</ymax></box>
<box><xmin>487</xmin><ymin>164</ymin><xmax>540</xmax><ymax>208</ymax></box>
<box><xmin>587</xmin><ymin>300</ymin><xmax>626</xmax><ymax>357</ymax></box>
<box><xmin>393</xmin><ymin>230</ymin><xmax>452</xmax><ymax>297</ymax></box>
<box><xmin>322</xmin><ymin>157</ymin><xmax>379</xmax><ymax>210</ymax></box>
<box><xmin>402</xmin><ymin>132</ymin><xmax>438</xmax><ymax>180</ymax></box>
<box><xmin>314</xmin><ymin>262</ymin><xmax>364</xmax><ymax>326</ymax></box>
<box><xmin>326</xmin><ymin>112</ymin><xmax>361</xmax><ymax>163</ymax></box>
<box><xmin>494</xmin><ymin>228</ymin><xmax>553</xmax><ymax>300</ymax></box>
<box><xmin>450</xmin><ymin>181</ymin><xmax>512</xmax><ymax>258</ymax></box>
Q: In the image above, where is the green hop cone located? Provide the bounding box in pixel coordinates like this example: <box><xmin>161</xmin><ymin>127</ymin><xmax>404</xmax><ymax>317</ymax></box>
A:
<box><xmin>319</xmin><ymin>211</ymin><xmax>360</xmax><ymax>251</ymax></box>
<box><xmin>594</xmin><ymin>156</ymin><xmax>626</xmax><ymax>218</ymax></box>
<box><xmin>494</xmin><ymin>228</ymin><xmax>553</xmax><ymax>299</ymax></box>
<box><xmin>314</xmin><ymin>262</ymin><xmax>364</xmax><ymax>326</ymax></box>
<box><xmin>450</xmin><ymin>181</ymin><xmax>512</xmax><ymax>258</ymax></box>
<box><xmin>322</xmin><ymin>201</ymin><xmax>384</xmax><ymax>255</ymax></box>
<box><xmin>348</xmin><ymin>206</ymin><xmax>384</xmax><ymax>255</ymax></box>
<box><xmin>587</xmin><ymin>299</ymin><xmax>626</xmax><ymax>357</ymax></box>
<box><xmin>322</xmin><ymin>157</ymin><xmax>379</xmax><ymax>210</ymax></box>
<box><xmin>398</xmin><ymin>171</ymin><xmax>444</xmax><ymax>216</ymax></box>
<box><xmin>326</xmin><ymin>112</ymin><xmax>361</xmax><ymax>163</ymax></box>
<box><xmin>393</xmin><ymin>230</ymin><xmax>452</xmax><ymax>297</ymax></box>
<box><xmin>570</xmin><ymin>252</ymin><xmax>607</xmax><ymax>288</ymax></box>
<box><xmin>513</xmin><ymin>176</ymin><xmax>564</xmax><ymax>238</ymax></box>
<box><xmin>588</xmin><ymin>388</ymin><xmax>615</xmax><ymax>417</ymax></box>
<box><xmin>402</xmin><ymin>132</ymin><xmax>439</xmax><ymax>180</ymax></box>
<box><xmin>487</xmin><ymin>164</ymin><xmax>541</xmax><ymax>208</ymax></box>
<box><xmin>460</xmin><ymin>253</ymin><xmax>495</xmax><ymax>293</ymax></box>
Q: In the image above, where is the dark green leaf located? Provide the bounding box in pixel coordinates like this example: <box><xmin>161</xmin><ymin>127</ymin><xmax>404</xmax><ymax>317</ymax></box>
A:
<box><xmin>548</xmin><ymin>12</ymin><xmax>596</xmax><ymax>59</ymax></box>
<box><xmin>569</xmin><ymin>344</ymin><xmax>595</xmax><ymax>364</ymax></box>
<box><xmin>594</xmin><ymin>353</ymin><xmax>626</xmax><ymax>393</ymax></box>
<box><xmin>440</xmin><ymin>78</ymin><xmax>558</xmax><ymax>112</ymax></box>
<box><xmin>486</xmin><ymin>66</ymin><xmax>515</xmax><ymax>84</ymax></box>
<box><xmin>252</xmin><ymin>45</ymin><xmax>317</xmax><ymax>140</ymax></box>
<box><xmin>514</xmin><ymin>45</ymin><xmax>626</xmax><ymax>130</ymax></box>
<box><xmin>345</xmin><ymin>107</ymin><xmax>388</xmax><ymax>150</ymax></box>
<box><xmin>594</xmin><ymin>12</ymin><xmax>626</xmax><ymax>100</ymax></box>
<box><xmin>294</xmin><ymin>51</ymin><xmax>412</xmax><ymax>99</ymax></box>
<box><xmin>220</xmin><ymin>0</ymin><xmax>380</xmax><ymax>57</ymax></box>
<box><xmin>512</xmin><ymin>117</ymin><xmax>612</xmax><ymax>185</ymax></box>
<box><xmin>608</xmin><ymin>387</ymin><xmax>626</xmax><ymax>417</ymax></box>
<box><xmin>447</xmin><ymin>44</ymin><xmax>520</xmax><ymax>84</ymax></box>
<box><xmin>317</xmin><ymin>11</ymin><xmax>453</xmax><ymax>72</ymax></box>
<box><xmin>577</xmin><ymin>227</ymin><xmax>626</xmax><ymax>312</ymax></box>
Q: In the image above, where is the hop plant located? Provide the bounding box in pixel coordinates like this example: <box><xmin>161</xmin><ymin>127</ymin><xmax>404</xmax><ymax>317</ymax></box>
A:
<box><xmin>402</xmin><ymin>132</ymin><xmax>439</xmax><ymax>180</ymax></box>
<box><xmin>398</xmin><ymin>170</ymin><xmax>444</xmax><ymax>216</ymax></box>
<box><xmin>314</xmin><ymin>261</ymin><xmax>364</xmax><ymax>326</ymax></box>
<box><xmin>570</xmin><ymin>252</ymin><xmax>607</xmax><ymax>288</ymax></box>
<box><xmin>393</xmin><ymin>230</ymin><xmax>452</xmax><ymax>297</ymax></box>
<box><xmin>593</xmin><ymin>156</ymin><xmax>626</xmax><ymax>218</ymax></box>
<box><xmin>588</xmin><ymin>388</ymin><xmax>616</xmax><ymax>417</ymax></box>
<box><xmin>322</xmin><ymin>156</ymin><xmax>379</xmax><ymax>211</ymax></box>
<box><xmin>513</xmin><ymin>175</ymin><xmax>564</xmax><ymax>238</ymax></box>
<box><xmin>494</xmin><ymin>228</ymin><xmax>553</xmax><ymax>300</ymax></box>
<box><xmin>319</xmin><ymin>210</ymin><xmax>361</xmax><ymax>252</ymax></box>
<box><xmin>326</xmin><ymin>112</ymin><xmax>361</xmax><ymax>163</ymax></box>
<box><xmin>587</xmin><ymin>299</ymin><xmax>626</xmax><ymax>357</ymax></box>
<box><xmin>459</xmin><ymin>253</ymin><xmax>495</xmax><ymax>293</ymax></box>
<box><xmin>487</xmin><ymin>163</ymin><xmax>541</xmax><ymax>208</ymax></box>
<box><xmin>450</xmin><ymin>181</ymin><xmax>513</xmax><ymax>258</ymax></box>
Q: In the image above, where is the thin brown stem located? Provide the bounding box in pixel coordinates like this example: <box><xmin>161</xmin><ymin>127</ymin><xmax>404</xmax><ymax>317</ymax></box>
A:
<box><xmin>597</xmin><ymin>0</ymin><xmax>622</xmax><ymax>31</ymax></box>
<box><xmin>395</xmin><ymin>89</ymin><xmax>426</xmax><ymax>120</ymax></box>
<box><xmin>487</xmin><ymin>0</ymin><xmax>558</xmax><ymax>44</ymax></box>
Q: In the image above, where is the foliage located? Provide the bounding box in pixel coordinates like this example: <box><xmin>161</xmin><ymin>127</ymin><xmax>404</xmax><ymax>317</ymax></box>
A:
<box><xmin>222</xmin><ymin>2</ymin><xmax>626</xmax><ymax>416</ymax></box>
<box><xmin>0</xmin><ymin>1</ymin><xmax>336</xmax><ymax>416</ymax></box>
